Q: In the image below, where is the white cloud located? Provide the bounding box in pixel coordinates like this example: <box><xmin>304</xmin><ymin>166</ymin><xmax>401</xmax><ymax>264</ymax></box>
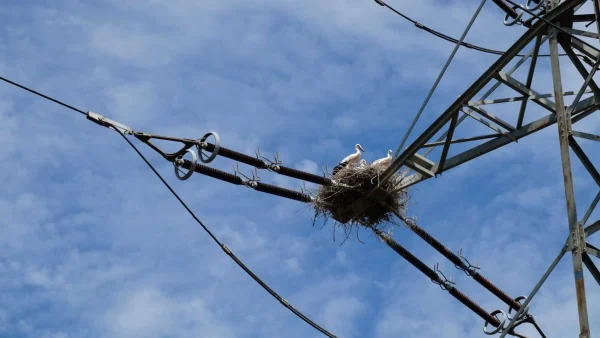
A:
<box><xmin>105</xmin><ymin>288</ymin><xmax>235</xmax><ymax>338</ymax></box>
<box><xmin>334</xmin><ymin>115</ymin><xmax>358</xmax><ymax>132</ymax></box>
<box><xmin>90</xmin><ymin>25</ymin><xmax>173</xmax><ymax>68</ymax></box>
<box><xmin>322</xmin><ymin>296</ymin><xmax>366</xmax><ymax>338</ymax></box>
<box><xmin>296</xmin><ymin>159</ymin><xmax>319</xmax><ymax>175</ymax></box>
<box><xmin>285</xmin><ymin>257</ymin><xmax>303</xmax><ymax>275</ymax></box>
<box><xmin>2</xmin><ymin>0</ymin><xmax>600</xmax><ymax>338</ymax></box>
<box><xmin>106</xmin><ymin>81</ymin><xmax>159</xmax><ymax>123</ymax></box>
<box><xmin>0</xmin><ymin>309</ymin><xmax>7</xmax><ymax>333</ymax></box>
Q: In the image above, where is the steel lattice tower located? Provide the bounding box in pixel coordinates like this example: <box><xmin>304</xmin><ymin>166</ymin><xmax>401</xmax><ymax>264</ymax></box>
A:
<box><xmin>374</xmin><ymin>0</ymin><xmax>600</xmax><ymax>336</ymax></box>
<box><xmin>3</xmin><ymin>1</ymin><xmax>600</xmax><ymax>336</ymax></box>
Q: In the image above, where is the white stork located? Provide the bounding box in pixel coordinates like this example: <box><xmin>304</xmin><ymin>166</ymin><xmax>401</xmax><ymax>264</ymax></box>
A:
<box><xmin>371</xmin><ymin>150</ymin><xmax>392</xmax><ymax>171</ymax></box>
<box><xmin>358</xmin><ymin>159</ymin><xmax>368</xmax><ymax>169</ymax></box>
<box><xmin>332</xmin><ymin>144</ymin><xmax>365</xmax><ymax>175</ymax></box>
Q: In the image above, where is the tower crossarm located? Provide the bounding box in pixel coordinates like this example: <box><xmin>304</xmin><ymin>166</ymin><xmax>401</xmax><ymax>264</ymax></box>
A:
<box><xmin>379</xmin><ymin>0</ymin><xmax>591</xmax><ymax>189</ymax></box>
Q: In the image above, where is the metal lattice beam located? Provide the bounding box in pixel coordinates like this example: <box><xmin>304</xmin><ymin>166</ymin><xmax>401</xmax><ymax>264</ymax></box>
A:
<box><xmin>379</xmin><ymin>0</ymin><xmax>586</xmax><ymax>185</ymax></box>
<box><xmin>375</xmin><ymin>1</ymin><xmax>600</xmax><ymax>337</ymax></box>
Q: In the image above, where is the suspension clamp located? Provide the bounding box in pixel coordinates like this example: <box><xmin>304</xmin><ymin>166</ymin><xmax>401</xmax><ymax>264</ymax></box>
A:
<box><xmin>86</xmin><ymin>112</ymin><xmax>133</xmax><ymax>134</ymax></box>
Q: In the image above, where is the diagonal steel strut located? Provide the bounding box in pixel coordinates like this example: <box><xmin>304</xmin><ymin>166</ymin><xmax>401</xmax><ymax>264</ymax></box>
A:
<box><xmin>378</xmin><ymin>0</ymin><xmax>586</xmax><ymax>186</ymax></box>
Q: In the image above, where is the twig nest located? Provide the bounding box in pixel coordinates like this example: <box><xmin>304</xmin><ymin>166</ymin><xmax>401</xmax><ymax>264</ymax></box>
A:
<box><xmin>311</xmin><ymin>165</ymin><xmax>410</xmax><ymax>240</ymax></box>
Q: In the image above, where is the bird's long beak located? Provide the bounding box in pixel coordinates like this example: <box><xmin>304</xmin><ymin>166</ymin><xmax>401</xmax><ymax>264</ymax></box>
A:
<box><xmin>359</xmin><ymin>146</ymin><xmax>365</xmax><ymax>152</ymax></box>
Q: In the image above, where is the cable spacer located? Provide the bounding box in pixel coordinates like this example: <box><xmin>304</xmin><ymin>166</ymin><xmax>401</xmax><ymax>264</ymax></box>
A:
<box><xmin>197</xmin><ymin>132</ymin><xmax>221</xmax><ymax>164</ymax></box>
<box><xmin>526</xmin><ymin>0</ymin><xmax>545</xmax><ymax>11</ymax></box>
<box><xmin>173</xmin><ymin>149</ymin><xmax>197</xmax><ymax>181</ymax></box>
<box><xmin>507</xmin><ymin>295</ymin><xmax>530</xmax><ymax>320</ymax></box>
<box><xmin>503</xmin><ymin>5</ymin><xmax>524</xmax><ymax>26</ymax></box>
<box><xmin>483</xmin><ymin>309</ymin><xmax>506</xmax><ymax>335</ymax></box>
<box><xmin>221</xmin><ymin>244</ymin><xmax>232</xmax><ymax>255</ymax></box>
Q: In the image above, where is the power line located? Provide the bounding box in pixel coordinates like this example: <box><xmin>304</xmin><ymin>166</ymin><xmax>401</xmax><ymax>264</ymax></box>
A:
<box><xmin>0</xmin><ymin>76</ymin><xmax>86</xmax><ymax>115</ymax></box>
<box><xmin>0</xmin><ymin>75</ymin><xmax>338</xmax><ymax>338</ymax></box>
<box><xmin>113</xmin><ymin>127</ymin><xmax>337</xmax><ymax>338</ymax></box>
<box><xmin>375</xmin><ymin>0</ymin><xmax>569</xmax><ymax>57</ymax></box>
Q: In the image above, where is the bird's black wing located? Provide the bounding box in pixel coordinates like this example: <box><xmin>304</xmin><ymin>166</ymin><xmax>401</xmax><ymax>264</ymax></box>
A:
<box><xmin>331</xmin><ymin>161</ymin><xmax>348</xmax><ymax>176</ymax></box>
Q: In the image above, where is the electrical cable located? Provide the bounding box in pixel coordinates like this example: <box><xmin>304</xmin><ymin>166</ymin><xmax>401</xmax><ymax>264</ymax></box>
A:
<box><xmin>0</xmin><ymin>75</ymin><xmax>86</xmax><ymax>115</ymax></box>
<box><xmin>376</xmin><ymin>0</ymin><xmax>570</xmax><ymax>57</ymax></box>
<box><xmin>0</xmin><ymin>75</ymin><xmax>338</xmax><ymax>338</ymax></box>
<box><xmin>114</xmin><ymin>127</ymin><xmax>337</xmax><ymax>338</ymax></box>
<box><xmin>504</xmin><ymin>0</ymin><xmax>598</xmax><ymax>50</ymax></box>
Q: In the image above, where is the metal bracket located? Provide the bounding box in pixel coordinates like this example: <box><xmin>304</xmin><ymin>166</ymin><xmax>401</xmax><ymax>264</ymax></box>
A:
<box><xmin>233</xmin><ymin>162</ymin><xmax>260</xmax><ymax>188</ymax></box>
<box><xmin>256</xmin><ymin>146</ymin><xmax>283</xmax><ymax>172</ymax></box>
<box><xmin>455</xmin><ymin>248</ymin><xmax>480</xmax><ymax>276</ymax></box>
<box><xmin>569</xmin><ymin>221</ymin><xmax>589</xmax><ymax>254</ymax></box>
<box><xmin>134</xmin><ymin>132</ymin><xmax>197</xmax><ymax>162</ymax></box>
<box><xmin>566</xmin><ymin>232</ymin><xmax>576</xmax><ymax>252</ymax></box>
<box><xmin>133</xmin><ymin>131</ymin><xmax>220</xmax><ymax>164</ymax></box>
<box><xmin>431</xmin><ymin>263</ymin><xmax>456</xmax><ymax>290</ymax></box>
<box><xmin>86</xmin><ymin>111</ymin><xmax>133</xmax><ymax>134</ymax></box>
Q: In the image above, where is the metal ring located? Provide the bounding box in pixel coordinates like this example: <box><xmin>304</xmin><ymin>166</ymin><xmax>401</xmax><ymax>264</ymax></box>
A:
<box><xmin>507</xmin><ymin>295</ymin><xmax>530</xmax><ymax>320</ymax></box>
<box><xmin>197</xmin><ymin>132</ymin><xmax>220</xmax><ymax>164</ymax></box>
<box><xmin>503</xmin><ymin>5</ymin><xmax>524</xmax><ymax>27</ymax></box>
<box><xmin>483</xmin><ymin>309</ymin><xmax>506</xmax><ymax>335</ymax></box>
<box><xmin>174</xmin><ymin>149</ymin><xmax>197</xmax><ymax>181</ymax></box>
<box><xmin>526</xmin><ymin>0</ymin><xmax>545</xmax><ymax>11</ymax></box>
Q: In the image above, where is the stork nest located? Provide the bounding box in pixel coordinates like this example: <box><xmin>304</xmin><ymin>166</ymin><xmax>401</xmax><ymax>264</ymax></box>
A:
<box><xmin>310</xmin><ymin>165</ymin><xmax>411</xmax><ymax>242</ymax></box>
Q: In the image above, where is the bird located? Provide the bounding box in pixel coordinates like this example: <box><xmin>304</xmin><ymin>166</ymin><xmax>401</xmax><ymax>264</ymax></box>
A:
<box><xmin>358</xmin><ymin>159</ymin><xmax>368</xmax><ymax>168</ymax></box>
<box><xmin>332</xmin><ymin>144</ymin><xmax>365</xmax><ymax>175</ymax></box>
<box><xmin>371</xmin><ymin>150</ymin><xmax>392</xmax><ymax>170</ymax></box>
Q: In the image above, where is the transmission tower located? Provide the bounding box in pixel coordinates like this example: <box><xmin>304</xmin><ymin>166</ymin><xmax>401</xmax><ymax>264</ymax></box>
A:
<box><xmin>374</xmin><ymin>0</ymin><xmax>600</xmax><ymax>337</ymax></box>
<box><xmin>3</xmin><ymin>0</ymin><xmax>600</xmax><ymax>336</ymax></box>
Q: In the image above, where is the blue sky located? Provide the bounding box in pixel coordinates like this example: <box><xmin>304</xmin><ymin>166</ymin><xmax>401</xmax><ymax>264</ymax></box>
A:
<box><xmin>1</xmin><ymin>0</ymin><xmax>599</xmax><ymax>337</ymax></box>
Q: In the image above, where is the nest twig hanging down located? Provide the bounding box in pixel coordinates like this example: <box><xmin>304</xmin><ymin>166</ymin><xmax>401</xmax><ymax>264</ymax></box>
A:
<box><xmin>310</xmin><ymin>165</ymin><xmax>411</xmax><ymax>241</ymax></box>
